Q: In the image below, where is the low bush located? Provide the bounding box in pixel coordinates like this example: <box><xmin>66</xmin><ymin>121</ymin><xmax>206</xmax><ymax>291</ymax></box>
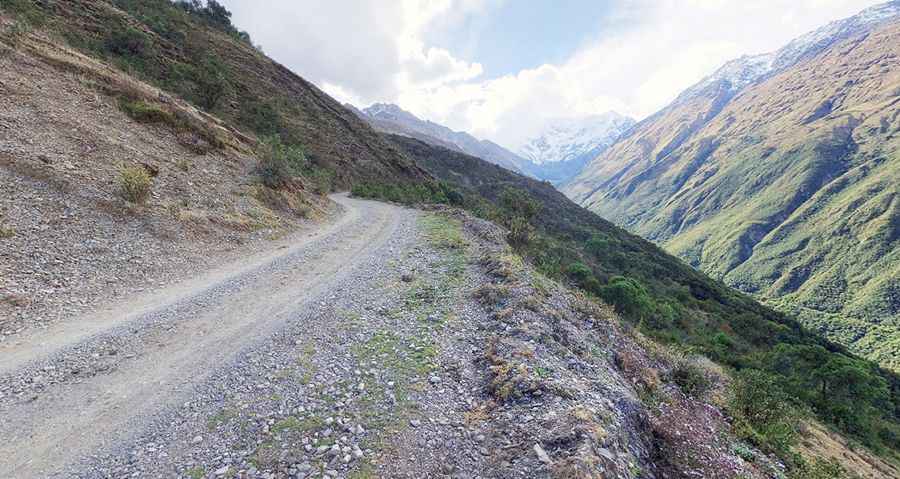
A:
<box><xmin>194</xmin><ymin>56</ymin><xmax>229</xmax><ymax>111</ymax></box>
<box><xmin>256</xmin><ymin>136</ymin><xmax>307</xmax><ymax>189</ymax></box>
<box><xmin>566</xmin><ymin>262</ymin><xmax>594</xmax><ymax>284</ymax></box>
<box><xmin>105</xmin><ymin>25</ymin><xmax>151</xmax><ymax>58</ymax></box>
<box><xmin>303</xmin><ymin>166</ymin><xmax>335</xmax><ymax>195</ymax></box>
<box><xmin>787</xmin><ymin>456</ymin><xmax>851</xmax><ymax>479</ymax></box>
<box><xmin>670</xmin><ymin>357</ymin><xmax>713</xmax><ymax>397</ymax></box>
<box><xmin>0</xmin><ymin>224</ymin><xmax>15</xmax><ymax>239</ymax></box>
<box><xmin>0</xmin><ymin>0</ymin><xmax>48</xmax><ymax>27</ymax></box>
<box><xmin>497</xmin><ymin>187</ymin><xmax>540</xmax><ymax>248</ymax></box>
<box><xmin>728</xmin><ymin>369</ymin><xmax>800</xmax><ymax>455</ymax></box>
<box><xmin>598</xmin><ymin>276</ymin><xmax>654</xmax><ymax>322</ymax></box>
<box><xmin>239</xmin><ymin>99</ymin><xmax>281</xmax><ymax>136</ymax></box>
<box><xmin>118</xmin><ymin>97</ymin><xmax>175</xmax><ymax>124</ymax></box>
<box><xmin>474</xmin><ymin>283</ymin><xmax>510</xmax><ymax>308</ymax></box>
<box><xmin>350</xmin><ymin>181</ymin><xmax>459</xmax><ymax>205</ymax></box>
<box><xmin>119</xmin><ymin>165</ymin><xmax>153</xmax><ymax>203</ymax></box>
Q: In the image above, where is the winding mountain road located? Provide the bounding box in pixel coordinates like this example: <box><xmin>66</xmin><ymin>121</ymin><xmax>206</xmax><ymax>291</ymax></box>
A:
<box><xmin>0</xmin><ymin>194</ymin><xmax>408</xmax><ymax>478</ymax></box>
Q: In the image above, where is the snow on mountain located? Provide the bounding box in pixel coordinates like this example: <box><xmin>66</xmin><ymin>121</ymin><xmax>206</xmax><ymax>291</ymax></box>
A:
<box><xmin>680</xmin><ymin>1</ymin><xmax>900</xmax><ymax>102</ymax></box>
<box><xmin>517</xmin><ymin>113</ymin><xmax>635</xmax><ymax>166</ymax></box>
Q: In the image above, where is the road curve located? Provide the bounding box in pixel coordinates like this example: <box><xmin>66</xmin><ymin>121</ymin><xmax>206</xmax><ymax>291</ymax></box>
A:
<box><xmin>0</xmin><ymin>194</ymin><xmax>406</xmax><ymax>479</ymax></box>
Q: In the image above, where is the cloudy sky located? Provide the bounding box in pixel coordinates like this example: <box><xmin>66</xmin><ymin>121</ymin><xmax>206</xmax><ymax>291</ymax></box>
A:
<box><xmin>222</xmin><ymin>0</ymin><xmax>883</xmax><ymax>149</ymax></box>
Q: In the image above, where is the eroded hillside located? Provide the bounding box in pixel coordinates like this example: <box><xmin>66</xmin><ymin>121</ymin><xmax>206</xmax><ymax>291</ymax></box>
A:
<box><xmin>0</xmin><ymin>0</ymin><xmax>425</xmax><ymax>335</ymax></box>
<box><xmin>33</xmin><ymin>0</ymin><xmax>425</xmax><ymax>186</ymax></box>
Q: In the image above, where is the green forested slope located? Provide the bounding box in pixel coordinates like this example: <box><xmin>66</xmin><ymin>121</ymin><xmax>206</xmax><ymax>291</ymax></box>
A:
<box><xmin>566</xmin><ymin>18</ymin><xmax>900</xmax><ymax>370</ymax></box>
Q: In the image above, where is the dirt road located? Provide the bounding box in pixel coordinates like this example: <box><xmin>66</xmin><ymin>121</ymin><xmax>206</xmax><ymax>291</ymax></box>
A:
<box><xmin>0</xmin><ymin>194</ymin><xmax>409</xmax><ymax>478</ymax></box>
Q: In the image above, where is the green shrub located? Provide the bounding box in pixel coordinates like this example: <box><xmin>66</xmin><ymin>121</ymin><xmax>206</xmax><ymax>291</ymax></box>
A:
<box><xmin>105</xmin><ymin>25</ymin><xmax>151</xmax><ymax>57</ymax></box>
<box><xmin>505</xmin><ymin>216</ymin><xmax>534</xmax><ymax>247</ymax></box>
<box><xmin>119</xmin><ymin>165</ymin><xmax>153</xmax><ymax>203</ymax></box>
<box><xmin>585</xmin><ymin>234</ymin><xmax>613</xmax><ymax>257</ymax></box>
<box><xmin>350</xmin><ymin>181</ymin><xmax>457</xmax><ymax>206</ymax></box>
<box><xmin>498</xmin><ymin>187</ymin><xmax>540</xmax><ymax>221</ymax></box>
<box><xmin>671</xmin><ymin>357</ymin><xmax>712</xmax><ymax>397</ymax></box>
<box><xmin>303</xmin><ymin>166</ymin><xmax>334</xmax><ymax>195</ymax></box>
<box><xmin>728</xmin><ymin>369</ymin><xmax>799</xmax><ymax>454</ymax></box>
<box><xmin>642</xmin><ymin>301</ymin><xmax>677</xmax><ymax>331</ymax></box>
<box><xmin>787</xmin><ymin>457</ymin><xmax>850</xmax><ymax>479</ymax></box>
<box><xmin>566</xmin><ymin>262</ymin><xmax>594</xmax><ymax>283</ymax></box>
<box><xmin>763</xmin><ymin>344</ymin><xmax>892</xmax><ymax>447</ymax></box>
<box><xmin>118</xmin><ymin>97</ymin><xmax>175</xmax><ymax>124</ymax></box>
<box><xmin>239</xmin><ymin>99</ymin><xmax>281</xmax><ymax>136</ymax></box>
<box><xmin>194</xmin><ymin>56</ymin><xmax>229</xmax><ymax>111</ymax></box>
<box><xmin>0</xmin><ymin>224</ymin><xmax>14</xmax><ymax>239</ymax></box>
<box><xmin>497</xmin><ymin>188</ymin><xmax>540</xmax><ymax>247</ymax></box>
<box><xmin>598</xmin><ymin>276</ymin><xmax>654</xmax><ymax>322</ymax></box>
<box><xmin>0</xmin><ymin>0</ymin><xmax>48</xmax><ymax>27</ymax></box>
<box><xmin>257</xmin><ymin>136</ymin><xmax>307</xmax><ymax>189</ymax></box>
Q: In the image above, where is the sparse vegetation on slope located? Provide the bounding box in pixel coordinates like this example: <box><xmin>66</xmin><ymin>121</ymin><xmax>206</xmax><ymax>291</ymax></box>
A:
<box><xmin>1</xmin><ymin>0</ymin><xmax>425</xmax><ymax>188</ymax></box>
<box><xmin>353</xmin><ymin>134</ymin><xmax>900</xmax><ymax>465</ymax></box>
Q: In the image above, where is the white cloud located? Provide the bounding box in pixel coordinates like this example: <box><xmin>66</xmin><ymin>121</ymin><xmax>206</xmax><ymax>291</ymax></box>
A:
<box><xmin>222</xmin><ymin>0</ymin><xmax>485</xmax><ymax>104</ymax></box>
<box><xmin>223</xmin><ymin>0</ymin><xmax>884</xmax><ymax>149</ymax></box>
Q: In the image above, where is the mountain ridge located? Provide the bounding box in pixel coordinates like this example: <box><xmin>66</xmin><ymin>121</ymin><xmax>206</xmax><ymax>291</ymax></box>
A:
<box><xmin>353</xmin><ymin>102</ymin><xmax>635</xmax><ymax>185</ymax></box>
<box><xmin>352</xmin><ymin>102</ymin><xmax>528</xmax><ymax>173</ymax></box>
<box><xmin>565</xmin><ymin>2</ymin><xmax>900</xmax><ymax>370</ymax></box>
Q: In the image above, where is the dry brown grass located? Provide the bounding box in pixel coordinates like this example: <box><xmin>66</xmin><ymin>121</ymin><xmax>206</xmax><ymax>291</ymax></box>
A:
<box><xmin>1</xmin><ymin>293</ymin><xmax>29</xmax><ymax>307</ymax></box>
<box><xmin>795</xmin><ymin>422</ymin><xmax>900</xmax><ymax>479</ymax></box>
<box><xmin>473</xmin><ymin>283</ymin><xmax>510</xmax><ymax>308</ymax></box>
<box><xmin>463</xmin><ymin>400</ymin><xmax>496</xmax><ymax>427</ymax></box>
<box><xmin>17</xmin><ymin>31</ymin><xmax>249</xmax><ymax>155</ymax></box>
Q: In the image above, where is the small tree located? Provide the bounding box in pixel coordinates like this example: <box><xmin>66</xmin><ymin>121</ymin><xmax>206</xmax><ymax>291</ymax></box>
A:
<box><xmin>203</xmin><ymin>0</ymin><xmax>233</xmax><ymax>28</ymax></box>
<box><xmin>194</xmin><ymin>56</ymin><xmax>229</xmax><ymax>111</ymax></box>
<box><xmin>498</xmin><ymin>187</ymin><xmax>540</xmax><ymax>247</ymax></box>
<box><xmin>257</xmin><ymin>136</ymin><xmax>307</xmax><ymax>189</ymax></box>
<box><xmin>728</xmin><ymin>369</ymin><xmax>799</xmax><ymax>454</ymax></box>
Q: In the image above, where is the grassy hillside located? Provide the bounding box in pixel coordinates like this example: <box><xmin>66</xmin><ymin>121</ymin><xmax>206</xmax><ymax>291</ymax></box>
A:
<box><xmin>0</xmin><ymin>0</ymin><xmax>426</xmax><ymax>188</ymax></box>
<box><xmin>565</xmin><ymin>18</ymin><xmax>900</xmax><ymax>371</ymax></box>
<box><xmin>355</xmin><ymin>134</ymin><xmax>900</xmax><ymax>464</ymax></box>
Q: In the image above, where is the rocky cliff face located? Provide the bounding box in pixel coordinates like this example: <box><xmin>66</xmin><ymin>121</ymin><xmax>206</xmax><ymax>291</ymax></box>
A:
<box><xmin>565</xmin><ymin>6</ymin><xmax>900</xmax><ymax>369</ymax></box>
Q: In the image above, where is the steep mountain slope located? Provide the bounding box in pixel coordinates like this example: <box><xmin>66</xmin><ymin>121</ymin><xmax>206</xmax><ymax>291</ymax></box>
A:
<box><xmin>518</xmin><ymin>113</ymin><xmax>635</xmax><ymax>185</ymax></box>
<box><xmin>353</xmin><ymin>102</ymin><xmax>526</xmax><ymax>173</ymax></box>
<box><xmin>360</xmin><ymin>135</ymin><xmax>900</xmax><ymax>465</ymax></box>
<box><xmin>565</xmin><ymin>4</ymin><xmax>900</xmax><ymax>370</ymax></box>
<box><xmin>18</xmin><ymin>0</ymin><xmax>426</xmax><ymax>187</ymax></box>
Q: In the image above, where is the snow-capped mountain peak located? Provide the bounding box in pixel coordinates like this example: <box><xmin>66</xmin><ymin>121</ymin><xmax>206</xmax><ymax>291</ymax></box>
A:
<box><xmin>518</xmin><ymin>112</ymin><xmax>635</xmax><ymax>165</ymax></box>
<box><xmin>680</xmin><ymin>1</ymin><xmax>900</xmax><ymax>102</ymax></box>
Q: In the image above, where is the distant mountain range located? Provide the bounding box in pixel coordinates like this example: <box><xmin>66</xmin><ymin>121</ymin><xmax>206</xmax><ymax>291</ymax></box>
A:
<box><xmin>348</xmin><ymin>103</ymin><xmax>527</xmax><ymax>174</ymax></box>
<box><xmin>565</xmin><ymin>1</ymin><xmax>900</xmax><ymax>370</ymax></box>
<box><xmin>349</xmin><ymin>103</ymin><xmax>632</xmax><ymax>185</ymax></box>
